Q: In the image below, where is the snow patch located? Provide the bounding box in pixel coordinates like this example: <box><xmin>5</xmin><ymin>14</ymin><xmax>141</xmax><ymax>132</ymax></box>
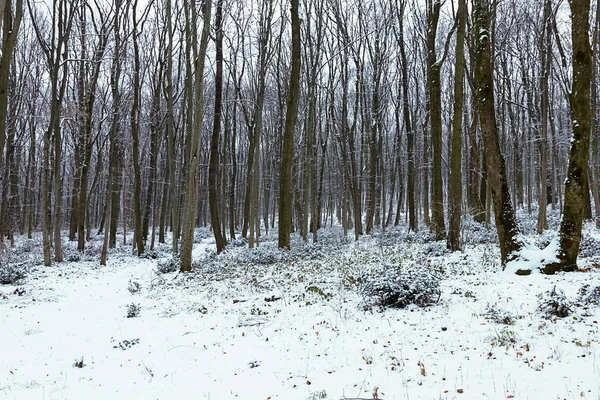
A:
<box><xmin>505</xmin><ymin>238</ymin><xmax>559</xmax><ymax>274</ymax></box>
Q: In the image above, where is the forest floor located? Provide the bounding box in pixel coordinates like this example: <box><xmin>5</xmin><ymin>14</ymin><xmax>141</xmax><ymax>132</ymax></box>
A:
<box><xmin>1</xmin><ymin>210</ymin><xmax>600</xmax><ymax>400</ymax></box>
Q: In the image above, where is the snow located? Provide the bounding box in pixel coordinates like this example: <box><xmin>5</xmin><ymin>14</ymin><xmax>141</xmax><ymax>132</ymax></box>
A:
<box><xmin>1</xmin><ymin>218</ymin><xmax>600</xmax><ymax>400</ymax></box>
<box><xmin>504</xmin><ymin>237</ymin><xmax>559</xmax><ymax>274</ymax></box>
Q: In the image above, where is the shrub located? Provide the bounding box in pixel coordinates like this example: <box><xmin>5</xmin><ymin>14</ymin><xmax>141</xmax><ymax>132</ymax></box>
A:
<box><xmin>17</xmin><ymin>239</ymin><xmax>36</xmax><ymax>253</ymax></box>
<box><xmin>537</xmin><ymin>286</ymin><xmax>573</xmax><ymax>318</ymax></box>
<box><xmin>127</xmin><ymin>280</ymin><xmax>141</xmax><ymax>294</ymax></box>
<box><xmin>578</xmin><ymin>235</ymin><xmax>600</xmax><ymax>259</ymax></box>
<box><xmin>483</xmin><ymin>304</ymin><xmax>517</xmax><ymax>325</ymax></box>
<box><xmin>126</xmin><ymin>303</ymin><xmax>141</xmax><ymax>318</ymax></box>
<box><xmin>66</xmin><ymin>252</ymin><xmax>81</xmax><ymax>262</ymax></box>
<box><xmin>140</xmin><ymin>250</ymin><xmax>159</xmax><ymax>260</ymax></box>
<box><xmin>0</xmin><ymin>264</ymin><xmax>27</xmax><ymax>285</ymax></box>
<box><xmin>230</xmin><ymin>237</ymin><xmax>248</xmax><ymax>247</ymax></box>
<box><xmin>157</xmin><ymin>257</ymin><xmax>180</xmax><ymax>274</ymax></box>
<box><xmin>360</xmin><ymin>262</ymin><xmax>442</xmax><ymax>309</ymax></box>
<box><xmin>577</xmin><ymin>284</ymin><xmax>600</xmax><ymax>306</ymax></box>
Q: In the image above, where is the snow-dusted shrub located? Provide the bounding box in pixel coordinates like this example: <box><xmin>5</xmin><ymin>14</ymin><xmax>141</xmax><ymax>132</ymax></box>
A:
<box><xmin>292</xmin><ymin>240</ymin><xmax>339</xmax><ymax>261</ymax></box>
<box><xmin>423</xmin><ymin>241</ymin><xmax>451</xmax><ymax>257</ymax></box>
<box><xmin>537</xmin><ymin>286</ymin><xmax>573</xmax><ymax>318</ymax></box>
<box><xmin>126</xmin><ymin>303</ymin><xmax>141</xmax><ymax>318</ymax></box>
<box><xmin>128</xmin><ymin>280</ymin><xmax>141</xmax><ymax>294</ymax></box>
<box><xmin>578</xmin><ymin>235</ymin><xmax>600</xmax><ymax>259</ymax></box>
<box><xmin>577</xmin><ymin>284</ymin><xmax>600</xmax><ymax>306</ymax></box>
<box><xmin>360</xmin><ymin>262</ymin><xmax>442</xmax><ymax>309</ymax></box>
<box><xmin>66</xmin><ymin>252</ymin><xmax>81</xmax><ymax>262</ymax></box>
<box><xmin>316</xmin><ymin>226</ymin><xmax>350</xmax><ymax>246</ymax></box>
<box><xmin>375</xmin><ymin>230</ymin><xmax>400</xmax><ymax>247</ymax></box>
<box><xmin>225</xmin><ymin>244</ymin><xmax>290</xmax><ymax>266</ymax></box>
<box><xmin>461</xmin><ymin>215</ymin><xmax>498</xmax><ymax>245</ymax></box>
<box><xmin>17</xmin><ymin>239</ymin><xmax>36</xmax><ymax>253</ymax></box>
<box><xmin>140</xmin><ymin>250</ymin><xmax>158</xmax><ymax>260</ymax></box>
<box><xmin>229</xmin><ymin>237</ymin><xmax>248</xmax><ymax>247</ymax></box>
<box><xmin>483</xmin><ymin>304</ymin><xmax>517</xmax><ymax>325</ymax></box>
<box><xmin>157</xmin><ymin>257</ymin><xmax>179</xmax><ymax>274</ymax></box>
<box><xmin>195</xmin><ymin>227</ymin><xmax>212</xmax><ymax>241</ymax></box>
<box><xmin>0</xmin><ymin>264</ymin><xmax>27</xmax><ymax>284</ymax></box>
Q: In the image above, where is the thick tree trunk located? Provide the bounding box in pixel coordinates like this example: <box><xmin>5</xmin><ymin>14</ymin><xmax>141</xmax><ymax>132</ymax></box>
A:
<box><xmin>426</xmin><ymin>0</ymin><xmax>446</xmax><ymax>240</ymax></box>
<box><xmin>546</xmin><ymin>0</ymin><xmax>593</xmax><ymax>272</ymax></box>
<box><xmin>278</xmin><ymin>0</ymin><xmax>301</xmax><ymax>250</ymax></box>
<box><xmin>474</xmin><ymin>0</ymin><xmax>522</xmax><ymax>265</ymax></box>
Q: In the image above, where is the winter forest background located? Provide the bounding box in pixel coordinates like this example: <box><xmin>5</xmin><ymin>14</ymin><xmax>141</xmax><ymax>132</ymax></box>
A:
<box><xmin>2</xmin><ymin>0</ymin><xmax>600</xmax><ymax>398</ymax></box>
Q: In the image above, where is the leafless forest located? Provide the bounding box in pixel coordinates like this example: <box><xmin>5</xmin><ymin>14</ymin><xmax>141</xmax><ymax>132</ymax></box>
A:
<box><xmin>0</xmin><ymin>0</ymin><xmax>597</xmax><ymax>272</ymax></box>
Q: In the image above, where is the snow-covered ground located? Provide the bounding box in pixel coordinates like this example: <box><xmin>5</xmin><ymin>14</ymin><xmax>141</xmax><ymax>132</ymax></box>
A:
<box><xmin>1</xmin><ymin>216</ymin><xmax>600</xmax><ymax>400</ymax></box>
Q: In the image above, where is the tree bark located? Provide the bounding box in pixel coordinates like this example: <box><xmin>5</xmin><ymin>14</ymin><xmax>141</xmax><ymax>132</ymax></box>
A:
<box><xmin>278</xmin><ymin>0</ymin><xmax>301</xmax><ymax>250</ymax></box>
<box><xmin>546</xmin><ymin>0</ymin><xmax>593</xmax><ymax>273</ymax></box>
<box><xmin>426</xmin><ymin>0</ymin><xmax>446</xmax><ymax>240</ymax></box>
<box><xmin>473</xmin><ymin>0</ymin><xmax>522</xmax><ymax>265</ymax></box>
<box><xmin>131</xmin><ymin>0</ymin><xmax>144</xmax><ymax>255</ymax></box>
<box><xmin>209</xmin><ymin>0</ymin><xmax>226</xmax><ymax>253</ymax></box>
<box><xmin>180</xmin><ymin>0</ymin><xmax>212</xmax><ymax>272</ymax></box>
<box><xmin>447</xmin><ymin>0</ymin><xmax>466</xmax><ymax>251</ymax></box>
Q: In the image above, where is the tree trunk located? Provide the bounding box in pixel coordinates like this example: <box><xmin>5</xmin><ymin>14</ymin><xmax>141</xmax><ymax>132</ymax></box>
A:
<box><xmin>180</xmin><ymin>0</ymin><xmax>212</xmax><ymax>272</ymax></box>
<box><xmin>473</xmin><ymin>0</ymin><xmax>522</xmax><ymax>265</ymax></box>
<box><xmin>278</xmin><ymin>0</ymin><xmax>301</xmax><ymax>250</ymax></box>
<box><xmin>0</xmin><ymin>0</ymin><xmax>22</xmax><ymax>171</ymax></box>
<box><xmin>447</xmin><ymin>0</ymin><xmax>466</xmax><ymax>251</ymax></box>
<box><xmin>209</xmin><ymin>0</ymin><xmax>226</xmax><ymax>253</ymax></box>
<box><xmin>545</xmin><ymin>0</ymin><xmax>593</xmax><ymax>272</ymax></box>
<box><xmin>537</xmin><ymin>0</ymin><xmax>552</xmax><ymax>233</ymax></box>
<box><xmin>131</xmin><ymin>0</ymin><xmax>144</xmax><ymax>255</ymax></box>
<box><xmin>426</xmin><ymin>0</ymin><xmax>446</xmax><ymax>240</ymax></box>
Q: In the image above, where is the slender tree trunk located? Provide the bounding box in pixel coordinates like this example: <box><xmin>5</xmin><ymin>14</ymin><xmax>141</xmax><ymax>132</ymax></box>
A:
<box><xmin>131</xmin><ymin>0</ymin><xmax>144</xmax><ymax>255</ymax></box>
<box><xmin>166</xmin><ymin>0</ymin><xmax>178</xmax><ymax>253</ymax></box>
<box><xmin>537</xmin><ymin>0</ymin><xmax>552</xmax><ymax>233</ymax></box>
<box><xmin>180</xmin><ymin>0</ymin><xmax>212</xmax><ymax>272</ymax></box>
<box><xmin>0</xmin><ymin>0</ymin><xmax>22</xmax><ymax>171</ymax></box>
<box><xmin>278</xmin><ymin>0</ymin><xmax>301</xmax><ymax>249</ymax></box>
<box><xmin>448</xmin><ymin>0</ymin><xmax>466</xmax><ymax>251</ymax></box>
<box><xmin>396</xmin><ymin>2</ymin><xmax>416</xmax><ymax>231</ymax></box>
<box><xmin>209</xmin><ymin>0</ymin><xmax>226</xmax><ymax>253</ymax></box>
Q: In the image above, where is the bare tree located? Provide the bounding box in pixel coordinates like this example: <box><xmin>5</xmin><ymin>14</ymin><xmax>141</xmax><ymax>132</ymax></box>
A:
<box><xmin>546</xmin><ymin>0</ymin><xmax>593</xmax><ymax>273</ymax></box>
<box><xmin>447</xmin><ymin>0</ymin><xmax>466</xmax><ymax>251</ymax></box>
<box><xmin>180</xmin><ymin>0</ymin><xmax>212</xmax><ymax>272</ymax></box>
<box><xmin>473</xmin><ymin>0</ymin><xmax>522</xmax><ymax>265</ymax></box>
<box><xmin>209</xmin><ymin>0</ymin><xmax>226</xmax><ymax>253</ymax></box>
<box><xmin>278</xmin><ymin>0</ymin><xmax>301</xmax><ymax>250</ymax></box>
